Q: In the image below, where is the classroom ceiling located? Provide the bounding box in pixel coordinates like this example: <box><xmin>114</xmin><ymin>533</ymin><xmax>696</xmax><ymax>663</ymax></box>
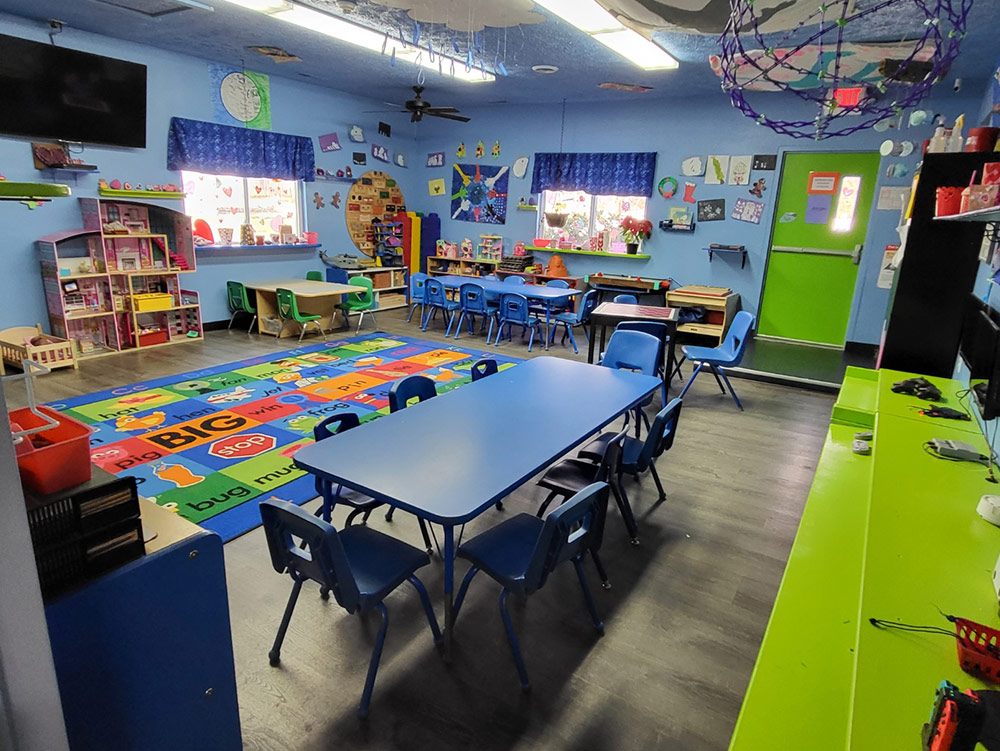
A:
<box><xmin>0</xmin><ymin>0</ymin><xmax>998</xmax><ymax>112</ymax></box>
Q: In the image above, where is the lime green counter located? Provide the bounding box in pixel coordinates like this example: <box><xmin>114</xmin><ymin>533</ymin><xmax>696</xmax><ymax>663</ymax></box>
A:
<box><xmin>731</xmin><ymin>368</ymin><xmax>1000</xmax><ymax>751</ymax></box>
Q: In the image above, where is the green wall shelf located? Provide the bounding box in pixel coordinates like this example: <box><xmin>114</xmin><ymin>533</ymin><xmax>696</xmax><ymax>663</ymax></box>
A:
<box><xmin>523</xmin><ymin>245</ymin><xmax>649</xmax><ymax>260</ymax></box>
<box><xmin>0</xmin><ymin>182</ymin><xmax>71</xmax><ymax>201</ymax></box>
<box><xmin>99</xmin><ymin>188</ymin><xmax>185</xmax><ymax>200</ymax></box>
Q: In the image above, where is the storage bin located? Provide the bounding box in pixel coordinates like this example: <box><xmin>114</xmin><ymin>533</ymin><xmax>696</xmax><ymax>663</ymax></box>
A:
<box><xmin>935</xmin><ymin>187</ymin><xmax>963</xmax><ymax>217</ymax></box>
<box><xmin>137</xmin><ymin>330</ymin><xmax>169</xmax><ymax>347</ymax></box>
<box><xmin>11</xmin><ymin>406</ymin><xmax>93</xmax><ymax>494</ymax></box>
<box><xmin>131</xmin><ymin>293</ymin><xmax>173</xmax><ymax>311</ymax></box>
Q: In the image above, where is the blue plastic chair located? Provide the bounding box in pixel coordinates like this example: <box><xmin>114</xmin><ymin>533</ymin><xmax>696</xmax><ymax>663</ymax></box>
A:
<box><xmin>601</xmin><ymin>329</ymin><xmax>661</xmax><ymax>436</ymax></box>
<box><xmin>421</xmin><ymin>278</ymin><xmax>461</xmax><ymax>335</ymax></box>
<box><xmin>616</xmin><ymin>321</ymin><xmax>669</xmax><ymax>406</ymax></box>
<box><xmin>388</xmin><ymin>374</ymin><xmax>437</xmax><ymax>412</ymax></box>
<box><xmin>493</xmin><ymin>292</ymin><xmax>543</xmax><ymax>351</ymax></box>
<box><xmin>530</xmin><ymin>278</ymin><xmax>571</xmax><ymax>317</ymax></box>
<box><xmin>548</xmin><ymin>289</ymin><xmax>598</xmax><ymax>354</ymax></box>
<box><xmin>452</xmin><ymin>482</ymin><xmax>610</xmax><ymax>691</ymax></box>
<box><xmin>613</xmin><ymin>293</ymin><xmax>638</xmax><ymax>304</ymax></box>
<box><xmin>454</xmin><ymin>283</ymin><xmax>498</xmax><ymax>341</ymax></box>
<box><xmin>678</xmin><ymin>311</ymin><xmax>755</xmax><ymax>410</ymax></box>
<box><xmin>259</xmin><ymin>499</ymin><xmax>441</xmax><ymax>718</ymax></box>
<box><xmin>502</xmin><ymin>275</ymin><xmax>526</xmax><ymax>286</ymax></box>
<box><xmin>471</xmin><ymin>359</ymin><xmax>499</xmax><ymax>381</ymax></box>
<box><xmin>407</xmin><ymin>272</ymin><xmax>428</xmax><ymax>324</ymax></box>
<box><xmin>325</xmin><ymin>267</ymin><xmax>350</xmax><ymax>285</ymax></box>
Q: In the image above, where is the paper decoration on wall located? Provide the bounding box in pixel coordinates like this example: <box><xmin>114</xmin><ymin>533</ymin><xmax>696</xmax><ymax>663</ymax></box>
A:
<box><xmin>706</xmin><ymin>155</ymin><xmax>729</xmax><ymax>185</ymax></box>
<box><xmin>318</xmin><ymin>133</ymin><xmax>341</xmax><ymax>152</ymax></box>
<box><xmin>513</xmin><ymin>156</ymin><xmax>529</xmax><ymax>179</ymax></box>
<box><xmin>312</xmin><ymin>192</ymin><xmax>325</xmax><ymax>209</ymax></box>
<box><xmin>780</xmin><ymin>212</ymin><xmax>797</xmax><ymax>223</ymax></box>
<box><xmin>669</xmin><ymin>206</ymin><xmax>692</xmax><ymax>223</ymax></box>
<box><xmin>456</xmin><ymin>142</ymin><xmax>466</xmax><ymax>158</ymax></box>
<box><xmin>331</xmin><ymin>192</ymin><xmax>341</xmax><ymax>208</ymax></box>
<box><xmin>885</xmin><ymin>163</ymin><xmax>910</xmax><ymax>179</ymax></box>
<box><xmin>353</xmin><ymin>152</ymin><xmax>367</xmax><ymax>166</ymax></box>
<box><xmin>475</xmin><ymin>141</ymin><xmax>485</xmax><ymax>159</ymax></box>
<box><xmin>492</xmin><ymin>140</ymin><xmax>501</xmax><ymax>158</ymax></box>
<box><xmin>345</xmin><ymin>170</ymin><xmax>405</xmax><ymax>255</ymax></box>
<box><xmin>451</xmin><ymin>163</ymin><xmax>509</xmax><ymax>224</ymax></box>
<box><xmin>749</xmin><ymin>178</ymin><xmax>767</xmax><ymax>198</ymax></box>
<box><xmin>682</xmin><ymin>181</ymin><xmax>697</xmax><ymax>203</ymax></box>
<box><xmin>805</xmin><ymin>194</ymin><xmax>833</xmax><ymax>224</ymax></box>
<box><xmin>728</xmin><ymin>155</ymin><xmax>751</xmax><ymax>186</ymax></box>
<box><xmin>371</xmin><ymin>144</ymin><xmax>390</xmax><ymax>163</ymax></box>
<box><xmin>658</xmin><ymin>177</ymin><xmax>679</xmax><ymax>199</ymax></box>
<box><xmin>349</xmin><ymin>125</ymin><xmax>366</xmax><ymax>142</ymax></box>
<box><xmin>697</xmin><ymin>199</ymin><xmax>726</xmax><ymax>222</ymax></box>
<box><xmin>752</xmin><ymin>154</ymin><xmax>777</xmax><ymax>170</ymax></box>
<box><xmin>378</xmin><ymin>122</ymin><xmax>391</xmax><ymax>137</ymax></box>
<box><xmin>427</xmin><ymin>152</ymin><xmax>446</xmax><ymax>167</ymax></box>
<box><xmin>807</xmin><ymin>172</ymin><xmax>839</xmax><ymax>194</ymax></box>
<box><xmin>681</xmin><ymin>156</ymin><xmax>705</xmax><ymax>176</ymax></box>
<box><xmin>210</xmin><ymin>65</ymin><xmax>271</xmax><ymax>130</ymax></box>
<box><xmin>395</xmin><ymin>153</ymin><xmax>407</xmax><ymax>168</ymax></box>
<box><xmin>429</xmin><ymin>178</ymin><xmax>446</xmax><ymax>196</ymax></box>
<box><xmin>731</xmin><ymin>197</ymin><xmax>765</xmax><ymax>224</ymax></box>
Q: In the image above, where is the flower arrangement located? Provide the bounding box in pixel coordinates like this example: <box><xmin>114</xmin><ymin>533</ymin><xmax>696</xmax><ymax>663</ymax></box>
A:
<box><xmin>620</xmin><ymin>216</ymin><xmax>653</xmax><ymax>244</ymax></box>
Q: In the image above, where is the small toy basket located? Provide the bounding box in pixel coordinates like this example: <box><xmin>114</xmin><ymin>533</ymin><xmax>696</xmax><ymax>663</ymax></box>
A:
<box><xmin>955</xmin><ymin>617</ymin><xmax>1000</xmax><ymax>685</ymax></box>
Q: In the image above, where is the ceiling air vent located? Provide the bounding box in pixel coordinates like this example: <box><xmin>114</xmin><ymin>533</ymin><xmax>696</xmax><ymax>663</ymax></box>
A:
<box><xmin>90</xmin><ymin>0</ymin><xmax>213</xmax><ymax>18</ymax></box>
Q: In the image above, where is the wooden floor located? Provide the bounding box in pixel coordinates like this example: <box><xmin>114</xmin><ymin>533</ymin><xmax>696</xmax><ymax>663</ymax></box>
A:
<box><xmin>10</xmin><ymin>309</ymin><xmax>834</xmax><ymax>750</ymax></box>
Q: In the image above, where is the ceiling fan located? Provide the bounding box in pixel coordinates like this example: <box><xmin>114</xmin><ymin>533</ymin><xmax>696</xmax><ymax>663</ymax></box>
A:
<box><xmin>395</xmin><ymin>86</ymin><xmax>470</xmax><ymax>123</ymax></box>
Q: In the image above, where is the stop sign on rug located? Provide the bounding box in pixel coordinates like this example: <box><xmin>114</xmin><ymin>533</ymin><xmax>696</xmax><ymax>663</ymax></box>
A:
<box><xmin>208</xmin><ymin>433</ymin><xmax>277</xmax><ymax>460</ymax></box>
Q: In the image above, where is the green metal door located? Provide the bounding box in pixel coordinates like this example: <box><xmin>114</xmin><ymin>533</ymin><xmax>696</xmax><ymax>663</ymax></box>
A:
<box><xmin>758</xmin><ymin>152</ymin><xmax>880</xmax><ymax>346</ymax></box>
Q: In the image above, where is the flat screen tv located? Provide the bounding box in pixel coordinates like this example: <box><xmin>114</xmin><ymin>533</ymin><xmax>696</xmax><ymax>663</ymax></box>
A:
<box><xmin>0</xmin><ymin>34</ymin><xmax>147</xmax><ymax>148</ymax></box>
<box><xmin>959</xmin><ymin>293</ymin><xmax>1000</xmax><ymax>420</ymax></box>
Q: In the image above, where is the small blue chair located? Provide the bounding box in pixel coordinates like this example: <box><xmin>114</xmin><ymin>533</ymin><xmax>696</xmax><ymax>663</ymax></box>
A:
<box><xmin>678</xmin><ymin>311</ymin><xmax>755</xmax><ymax>410</ymax></box>
<box><xmin>421</xmin><ymin>278</ymin><xmax>461</xmax><ymax>335</ymax></box>
<box><xmin>613</xmin><ymin>293</ymin><xmax>638</xmax><ymax>304</ymax></box>
<box><xmin>493</xmin><ymin>292</ymin><xmax>544</xmax><ymax>352</ymax></box>
<box><xmin>530</xmin><ymin>278</ymin><xmax>571</xmax><ymax>317</ymax></box>
<box><xmin>616</xmin><ymin>321</ymin><xmax>669</xmax><ymax>406</ymax></box>
<box><xmin>548</xmin><ymin>289</ymin><xmax>598</xmax><ymax>354</ymax></box>
<box><xmin>601</xmin><ymin>329</ymin><xmax>661</xmax><ymax>436</ymax></box>
<box><xmin>325</xmin><ymin>267</ymin><xmax>350</xmax><ymax>285</ymax></box>
<box><xmin>454</xmin><ymin>282</ymin><xmax>498</xmax><ymax>341</ymax></box>
<box><xmin>471</xmin><ymin>359</ymin><xmax>499</xmax><ymax>381</ymax></box>
<box><xmin>259</xmin><ymin>499</ymin><xmax>441</xmax><ymax>719</ymax></box>
<box><xmin>406</xmin><ymin>272</ymin><xmax>428</xmax><ymax>323</ymax></box>
<box><xmin>482</xmin><ymin>273</ymin><xmax>499</xmax><ymax>282</ymax></box>
<box><xmin>452</xmin><ymin>482</ymin><xmax>610</xmax><ymax>691</ymax></box>
<box><xmin>388</xmin><ymin>374</ymin><xmax>437</xmax><ymax>412</ymax></box>
<box><xmin>502</xmin><ymin>275</ymin><xmax>526</xmax><ymax>286</ymax></box>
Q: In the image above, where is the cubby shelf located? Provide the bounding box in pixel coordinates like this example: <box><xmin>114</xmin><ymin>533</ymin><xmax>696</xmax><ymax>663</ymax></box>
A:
<box><xmin>523</xmin><ymin>245</ymin><xmax>650</xmax><ymax>260</ymax></box>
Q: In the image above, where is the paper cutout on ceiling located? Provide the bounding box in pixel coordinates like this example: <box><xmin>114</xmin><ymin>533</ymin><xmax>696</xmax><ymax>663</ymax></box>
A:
<box><xmin>318</xmin><ymin>133</ymin><xmax>341</xmax><ymax>152</ymax></box>
<box><xmin>705</xmin><ymin>155</ymin><xmax>728</xmax><ymax>185</ymax></box>
<box><xmin>345</xmin><ymin>171</ymin><xmax>405</xmax><ymax>255</ymax></box>
<box><xmin>370</xmin><ymin>0</ymin><xmax>544</xmax><ymax>32</ymax></box>
<box><xmin>709</xmin><ymin>43</ymin><xmax>935</xmax><ymax>92</ymax></box>
<box><xmin>596</xmin><ymin>0</ymin><xmax>836</xmax><ymax>35</ymax></box>
<box><xmin>451</xmin><ymin>163</ymin><xmax>508</xmax><ymax>225</ymax></box>
<box><xmin>209</xmin><ymin>65</ymin><xmax>270</xmax><ymax>130</ymax></box>
<box><xmin>513</xmin><ymin>156</ymin><xmax>529</xmax><ymax>179</ymax></box>
<box><xmin>681</xmin><ymin>157</ymin><xmax>704</xmax><ymax>176</ymax></box>
<box><xmin>349</xmin><ymin>125</ymin><xmax>366</xmax><ymax>143</ymax></box>
<box><xmin>727</xmin><ymin>156</ymin><xmax>751</xmax><ymax>186</ymax></box>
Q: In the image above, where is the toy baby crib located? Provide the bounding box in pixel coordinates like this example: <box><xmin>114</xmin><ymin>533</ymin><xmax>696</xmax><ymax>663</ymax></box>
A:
<box><xmin>0</xmin><ymin>325</ymin><xmax>77</xmax><ymax>375</ymax></box>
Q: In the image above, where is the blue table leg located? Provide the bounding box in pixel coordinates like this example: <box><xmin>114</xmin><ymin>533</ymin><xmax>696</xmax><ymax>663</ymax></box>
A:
<box><xmin>544</xmin><ymin>301</ymin><xmax>552</xmax><ymax>351</ymax></box>
<box><xmin>443</xmin><ymin>523</ymin><xmax>455</xmax><ymax>661</ymax></box>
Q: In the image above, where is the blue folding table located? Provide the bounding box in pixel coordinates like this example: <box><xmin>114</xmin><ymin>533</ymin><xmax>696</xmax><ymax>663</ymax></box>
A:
<box><xmin>293</xmin><ymin>357</ymin><xmax>661</xmax><ymax>654</ymax></box>
<box><xmin>432</xmin><ymin>275</ymin><xmax>580</xmax><ymax>350</ymax></box>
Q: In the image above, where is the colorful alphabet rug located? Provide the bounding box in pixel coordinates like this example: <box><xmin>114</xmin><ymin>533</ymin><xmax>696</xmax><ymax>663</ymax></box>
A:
<box><xmin>49</xmin><ymin>334</ymin><xmax>521</xmax><ymax>542</ymax></box>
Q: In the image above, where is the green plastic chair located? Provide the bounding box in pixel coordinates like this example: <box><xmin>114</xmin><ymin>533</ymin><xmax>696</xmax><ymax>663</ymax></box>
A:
<box><xmin>276</xmin><ymin>288</ymin><xmax>327</xmax><ymax>343</ymax></box>
<box><xmin>306</xmin><ymin>271</ymin><xmax>323</xmax><ymax>281</ymax></box>
<box><xmin>338</xmin><ymin>277</ymin><xmax>377</xmax><ymax>335</ymax></box>
<box><xmin>226</xmin><ymin>281</ymin><xmax>257</xmax><ymax>333</ymax></box>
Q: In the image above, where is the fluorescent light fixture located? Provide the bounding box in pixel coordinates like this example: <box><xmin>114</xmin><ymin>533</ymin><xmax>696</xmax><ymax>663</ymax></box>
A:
<box><xmin>533</xmin><ymin>0</ymin><xmax>623</xmax><ymax>33</ymax></box>
<box><xmin>217</xmin><ymin>0</ymin><xmax>494</xmax><ymax>82</ymax></box>
<box><xmin>592</xmin><ymin>28</ymin><xmax>679</xmax><ymax>70</ymax></box>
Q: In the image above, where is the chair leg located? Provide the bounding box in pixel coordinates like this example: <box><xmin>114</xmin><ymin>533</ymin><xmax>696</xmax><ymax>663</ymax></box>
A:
<box><xmin>407</xmin><ymin>575</ymin><xmax>443</xmax><ymax>644</ymax></box>
<box><xmin>709</xmin><ymin>364</ymin><xmax>726</xmax><ymax>394</ymax></box>
<box><xmin>590</xmin><ymin>549</ymin><xmax>611</xmax><ymax>590</ymax></box>
<box><xmin>268</xmin><ymin>578</ymin><xmax>303</xmax><ymax>666</ymax></box>
<box><xmin>678</xmin><ymin>362</ymin><xmax>705</xmax><ymax>400</ymax></box>
<box><xmin>345</xmin><ymin>507</ymin><xmax>367</xmax><ymax>526</ymax></box>
<box><xmin>527</xmin><ymin>323</ymin><xmax>535</xmax><ymax>352</ymax></box>
<box><xmin>452</xmin><ymin>566</ymin><xmax>480</xmax><ymax>622</ymax></box>
<box><xmin>444</xmin><ymin>310</ymin><xmax>456</xmax><ymax>338</ymax></box>
<box><xmin>298</xmin><ymin>323</ymin><xmax>307</xmax><ymax>344</ymax></box>
<box><xmin>453</xmin><ymin>311</ymin><xmax>466</xmax><ymax>340</ymax></box>
<box><xmin>358</xmin><ymin>602</ymin><xmax>389</xmax><ymax>719</ymax></box>
<box><xmin>572</xmin><ymin>557</ymin><xmax>605</xmax><ymax>635</ymax></box>
<box><xmin>486</xmin><ymin>316</ymin><xmax>496</xmax><ymax>345</ymax></box>
<box><xmin>317</xmin><ymin>320</ymin><xmax>327</xmax><ymax>342</ymax></box>
<box><xmin>249</xmin><ymin>315</ymin><xmax>257</xmax><ymax>334</ymax></box>
<box><xmin>417</xmin><ymin>518</ymin><xmax>434</xmax><ymax>556</ymax></box>
<box><xmin>499</xmin><ymin>589</ymin><xmax>531</xmax><ymax>691</ymax></box>
<box><xmin>565</xmin><ymin>324</ymin><xmax>578</xmax><ymax>354</ymax></box>
<box><xmin>536</xmin><ymin>490</ymin><xmax>561</xmax><ymax>517</ymax></box>
<box><xmin>716</xmin><ymin>366</ymin><xmax>744</xmax><ymax>411</ymax></box>
<box><xmin>385</xmin><ymin>506</ymin><xmax>395</xmax><ymax>522</ymax></box>
<box><xmin>228</xmin><ymin>311</ymin><xmax>238</xmax><ymax>330</ymax></box>
<box><xmin>609</xmin><ymin>478</ymin><xmax>639</xmax><ymax>545</ymax></box>
<box><xmin>649</xmin><ymin>463</ymin><xmax>667</xmax><ymax>502</ymax></box>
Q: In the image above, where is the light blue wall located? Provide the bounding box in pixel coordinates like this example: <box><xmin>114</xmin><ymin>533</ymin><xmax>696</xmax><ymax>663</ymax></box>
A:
<box><xmin>414</xmin><ymin>91</ymin><xmax>978</xmax><ymax>345</ymax></box>
<box><xmin>0</xmin><ymin>13</ymin><xmax>422</xmax><ymax>326</ymax></box>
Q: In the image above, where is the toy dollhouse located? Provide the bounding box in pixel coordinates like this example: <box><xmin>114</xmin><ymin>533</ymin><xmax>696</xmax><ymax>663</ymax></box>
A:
<box><xmin>478</xmin><ymin>234</ymin><xmax>503</xmax><ymax>260</ymax></box>
<box><xmin>37</xmin><ymin>198</ymin><xmax>202</xmax><ymax>359</ymax></box>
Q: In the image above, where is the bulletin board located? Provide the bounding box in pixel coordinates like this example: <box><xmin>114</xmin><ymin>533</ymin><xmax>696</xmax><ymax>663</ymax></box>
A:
<box><xmin>344</xmin><ymin>170</ymin><xmax>406</xmax><ymax>256</ymax></box>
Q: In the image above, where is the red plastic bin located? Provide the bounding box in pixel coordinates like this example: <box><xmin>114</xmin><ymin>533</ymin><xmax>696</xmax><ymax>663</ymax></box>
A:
<box><xmin>10</xmin><ymin>406</ymin><xmax>93</xmax><ymax>494</ymax></box>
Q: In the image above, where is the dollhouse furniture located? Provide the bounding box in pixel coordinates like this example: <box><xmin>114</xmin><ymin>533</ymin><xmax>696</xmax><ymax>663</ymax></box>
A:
<box><xmin>37</xmin><ymin>198</ymin><xmax>203</xmax><ymax>360</ymax></box>
<box><xmin>0</xmin><ymin>325</ymin><xmax>77</xmax><ymax>375</ymax></box>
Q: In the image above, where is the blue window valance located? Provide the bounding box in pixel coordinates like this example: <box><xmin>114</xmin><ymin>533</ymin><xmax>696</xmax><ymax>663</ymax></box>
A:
<box><xmin>167</xmin><ymin>117</ymin><xmax>315</xmax><ymax>181</ymax></box>
<box><xmin>530</xmin><ymin>152</ymin><xmax>657</xmax><ymax>197</ymax></box>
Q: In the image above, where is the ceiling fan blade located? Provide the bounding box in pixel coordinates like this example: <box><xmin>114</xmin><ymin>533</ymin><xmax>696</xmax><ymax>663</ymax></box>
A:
<box><xmin>424</xmin><ymin>107</ymin><xmax>460</xmax><ymax>113</ymax></box>
<box><xmin>410</xmin><ymin>111</ymin><xmax>419</xmax><ymax>123</ymax></box>
<box><xmin>429</xmin><ymin>112</ymin><xmax>471</xmax><ymax>122</ymax></box>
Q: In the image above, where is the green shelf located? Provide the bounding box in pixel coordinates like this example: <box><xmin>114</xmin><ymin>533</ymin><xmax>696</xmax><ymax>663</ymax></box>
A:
<box><xmin>0</xmin><ymin>182</ymin><xmax>71</xmax><ymax>201</ymax></box>
<box><xmin>99</xmin><ymin>188</ymin><xmax>185</xmax><ymax>200</ymax></box>
<box><xmin>523</xmin><ymin>245</ymin><xmax>650</xmax><ymax>260</ymax></box>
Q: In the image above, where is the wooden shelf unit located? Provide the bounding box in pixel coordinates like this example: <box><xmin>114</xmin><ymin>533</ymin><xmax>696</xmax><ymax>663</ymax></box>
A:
<box><xmin>427</xmin><ymin>256</ymin><xmax>501</xmax><ymax>278</ymax></box>
<box><xmin>38</xmin><ymin>199</ymin><xmax>202</xmax><ymax>358</ymax></box>
<box><xmin>666</xmin><ymin>286</ymin><xmax>741</xmax><ymax>345</ymax></box>
<box><xmin>345</xmin><ymin>266</ymin><xmax>409</xmax><ymax>313</ymax></box>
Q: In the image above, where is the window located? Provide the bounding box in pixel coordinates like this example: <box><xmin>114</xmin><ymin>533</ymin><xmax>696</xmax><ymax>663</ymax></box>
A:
<box><xmin>181</xmin><ymin>170</ymin><xmax>304</xmax><ymax>243</ymax></box>
<box><xmin>537</xmin><ymin>190</ymin><xmax>647</xmax><ymax>247</ymax></box>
